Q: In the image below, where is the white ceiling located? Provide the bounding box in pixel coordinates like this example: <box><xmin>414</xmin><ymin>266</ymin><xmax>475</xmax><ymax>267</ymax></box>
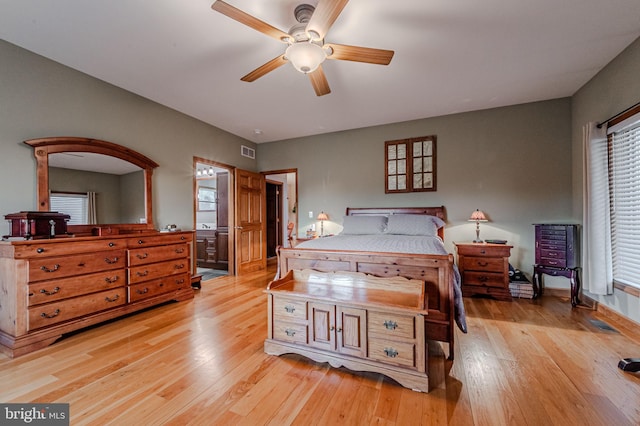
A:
<box><xmin>2</xmin><ymin>0</ymin><xmax>640</xmax><ymax>143</ymax></box>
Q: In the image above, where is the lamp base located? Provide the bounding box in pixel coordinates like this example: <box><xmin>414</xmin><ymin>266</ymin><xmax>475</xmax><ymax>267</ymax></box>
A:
<box><xmin>473</xmin><ymin>239</ymin><xmax>484</xmax><ymax>243</ymax></box>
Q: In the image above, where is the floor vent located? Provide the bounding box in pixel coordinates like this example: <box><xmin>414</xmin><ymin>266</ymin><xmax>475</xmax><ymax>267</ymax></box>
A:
<box><xmin>589</xmin><ymin>319</ymin><xmax>619</xmax><ymax>333</ymax></box>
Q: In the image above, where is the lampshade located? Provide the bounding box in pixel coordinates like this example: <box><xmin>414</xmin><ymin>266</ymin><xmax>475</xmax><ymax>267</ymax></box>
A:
<box><xmin>286</xmin><ymin>42</ymin><xmax>326</xmax><ymax>74</ymax></box>
<box><xmin>468</xmin><ymin>209</ymin><xmax>487</xmax><ymax>222</ymax></box>
<box><xmin>317</xmin><ymin>212</ymin><xmax>328</xmax><ymax>221</ymax></box>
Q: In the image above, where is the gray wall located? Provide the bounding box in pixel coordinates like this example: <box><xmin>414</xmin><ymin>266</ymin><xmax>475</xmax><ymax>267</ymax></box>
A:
<box><xmin>572</xmin><ymin>37</ymin><xmax>640</xmax><ymax>323</ymax></box>
<box><xmin>258</xmin><ymin>98</ymin><xmax>573</xmax><ymax>277</ymax></box>
<box><xmin>0</xmin><ymin>39</ymin><xmax>256</xmax><ymax>233</ymax></box>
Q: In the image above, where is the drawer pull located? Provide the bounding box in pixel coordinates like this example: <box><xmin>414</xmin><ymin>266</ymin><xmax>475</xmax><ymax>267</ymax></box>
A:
<box><xmin>105</xmin><ymin>294</ymin><xmax>120</xmax><ymax>303</ymax></box>
<box><xmin>285</xmin><ymin>328</ymin><xmax>296</xmax><ymax>337</ymax></box>
<box><xmin>477</xmin><ymin>261</ymin><xmax>489</xmax><ymax>267</ymax></box>
<box><xmin>105</xmin><ymin>276</ymin><xmax>119</xmax><ymax>283</ymax></box>
<box><xmin>175</xmin><ymin>263</ymin><xmax>185</xmax><ymax>269</ymax></box>
<box><xmin>384</xmin><ymin>347</ymin><xmax>399</xmax><ymax>358</ymax></box>
<box><xmin>284</xmin><ymin>305</ymin><xmax>295</xmax><ymax>313</ymax></box>
<box><xmin>480</xmin><ymin>250</ymin><xmax>486</xmax><ymax>254</ymax></box>
<box><xmin>176</xmin><ymin>279</ymin><xmax>185</xmax><ymax>284</ymax></box>
<box><xmin>104</xmin><ymin>257</ymin><xmax>119</xmax><ymax>264</ymax></box>
<box><xmin>181</xmin><ymin>236</ymin><xmax>186</xmax><ymax>240</ymax></box>
<box><xmin>138</xmin><ymin>239</ymin><xmax>145</xmax><ymax>245</ymax></box>
<box><xmin>40</xmin><ymin>264</ymin><xmax>60</xmax><ymax>273</ymax></box>
<box><xmin>40</xmin><ymin>287</ymin><xmax>60</xmax><ymax>296</ymax></box>
<box><xmin>136</xmin><ymin>253</ymin><xmax>149</xmax><ymax>260</ymax></box>
<box><xmin>136</xmin><ymin>270</ymin><xmax>149</xmax><ymax>277</ymax></box>
<box><xmin>479</xmin><ymin>276</ymin><xmax>488</xmax><ymax>282</ymax></box>
<box><xmin>108</xmin><ymin>242</ymin><xmax>115</xmax><ymax>247</ymax></box>
<box><xmin>175</xmin><ymin>248</ymin><xmax>185</xmax><ymax>254</ymax></box>
<box><xmin>41</xmin><ymin>309</ymin><xmax>60</xmax><ymax>319</ymax></box>
<box><xmin>37</xmin><ymin>248</ymin><xmax>45</xmax><ymax>253</ymax></box>
<box><xmin>383</xmin><ymin>320</ymin><xmax>398</xmax><ymax>330</ymax></box>
<box><xmin>136</xmin><ymin>288</ymin><xmax>149</xmax><ymax>295</ymax></box>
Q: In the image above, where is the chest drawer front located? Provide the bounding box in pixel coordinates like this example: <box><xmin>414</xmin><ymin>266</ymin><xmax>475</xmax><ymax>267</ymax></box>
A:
<box><xmin>456</xmin><ymin>244</ymin><xmax>511</xmax><ymax>258</ymax></box>
<box><xmin>128</xmin><ymin>273</ymin><xmax>190</xmax><ymax>302</ymax></box>
<box><xmin>273</xmin><ymin>321</ymin><xmax>308</xmax><ymax>344</ymax></box>
<box><xmin>12</xmin><ymin>239</ymin><xmax>127</xmax><ymax>259</ymax></box>
<box><xmin>128</xmin><ymin>243</ymin><xmax>189</xmax><ymax>266</ymax></box>
<box><xmin>28</xmin><ymin>288</ymin><xmax>126</xmax><ymax>330</ymax></box>
<box><xmin>29</xmin><ymin>250</ymin><xmax>126</xmax><ymax>282</ymax></box>
<box><xmin>463</xmin><ymin>271</ymin><xmax>504</xmax><ymax>287</ymax></box>
<box><xmin>369</xmin><ymin>338</ymin><xmax>417</xmax><ymax>368</ymax></box>
<box><xmin>128</xmin><ymin>233</ymin><xmax>192</xmax><ymax>249</ymax></box>
<box><xmin>273</xmin><ymin>297</ymin><xmax>307</xmax><ymax>322</ymax></box>
<box><xmin>128</xmin><ymin>259</ymin><xmax>189</xmax><ymax>284</ymax></box>
<box><xmin>368</xmin><ymin>311</ymin><xmax>416</xmax><ymax>340</ymax></box>
<box><xmin>461</xmin><ymin>256</ymin><xmax>503</xmax><ymax>272</ymax></box>
<box><xmin>28</xmin><ymin>269</ymin><xmax>126</xmax><ymax>306</ymax></box>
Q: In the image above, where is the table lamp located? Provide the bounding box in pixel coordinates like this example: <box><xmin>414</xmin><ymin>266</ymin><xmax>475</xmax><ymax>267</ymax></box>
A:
<box><xmin>317</xmin><ymin>211</ymin><xmax>328</xmax><ymax>237</ymax></box>
<box><xmin>468</xmin><ymin>209</ymin><xmax>488</xmax><ymax>243</ymax></box>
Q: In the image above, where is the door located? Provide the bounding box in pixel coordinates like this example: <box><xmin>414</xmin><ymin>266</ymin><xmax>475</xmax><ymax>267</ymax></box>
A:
<box><xmin>337</xmin><ymin>306</ymin><xmax>367</xmax><ymax>358</ymax></box>
<box><xmin>266</xmin><ymin>181</ymin><xmax>283</xmax><ymax>258</ymax></box>
<box><xmin>234</xmin><ymin>169</ymin><xmax>266</xmax><ymax>274</ymax></box>
<box><xmin>309</xmin><ymin>302</ymin><xmax>336</xmax><ymax>351</ymax></box>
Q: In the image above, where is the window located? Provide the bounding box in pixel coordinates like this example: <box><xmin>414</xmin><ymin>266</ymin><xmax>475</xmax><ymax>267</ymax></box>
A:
<box><xmin>50</xmin><ymin>192</ymin><xmax>88</xmax><ymax>225</ymax></box>
<box><xmin>609</xmin><ymin>115</ymin><xmax>640</xmax><ymax>288</ymax></box>
<box><xmin>385</xmin><ymin>135</ymin><xmax>436</xmax><ymax>193</ymax></box>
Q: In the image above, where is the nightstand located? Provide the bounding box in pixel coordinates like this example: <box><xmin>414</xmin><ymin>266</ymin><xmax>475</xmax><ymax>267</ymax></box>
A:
<box><xmin>455</xmin><ymin>242</ymin><xmax>513</xmax><ymax>301</ymax></box>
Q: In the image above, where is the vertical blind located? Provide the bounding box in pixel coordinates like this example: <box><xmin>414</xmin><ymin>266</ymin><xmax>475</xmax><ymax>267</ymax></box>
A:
<box><xmin>609</xmin><ymin>119</ymin><xmax>640</xmax><ymax>288</ymax></box>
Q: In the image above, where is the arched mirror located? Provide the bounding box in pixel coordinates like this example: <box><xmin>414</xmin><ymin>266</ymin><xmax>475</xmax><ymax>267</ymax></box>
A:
<box><xmin>25</xmin><ymin>137</ymin><xmax>158</xmax><ymax>234</ymax></box>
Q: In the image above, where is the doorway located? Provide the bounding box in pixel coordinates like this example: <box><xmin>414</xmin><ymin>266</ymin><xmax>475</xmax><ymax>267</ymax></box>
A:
<box><xmin>263</xmin><ymin>169</ymin><xmax>298</xmax><ymax>256</ymax></box>
<box><xmin>193</xmin><ymin>158</ymin><xmax>233</xmax><ymax>280</ymax></box>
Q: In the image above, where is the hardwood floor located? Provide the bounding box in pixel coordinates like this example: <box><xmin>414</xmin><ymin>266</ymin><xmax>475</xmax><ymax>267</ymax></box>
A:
<box><xmin>1</xmin><ymin>265</ymin><xmax>639</xmax><ymax>425</ymax></box>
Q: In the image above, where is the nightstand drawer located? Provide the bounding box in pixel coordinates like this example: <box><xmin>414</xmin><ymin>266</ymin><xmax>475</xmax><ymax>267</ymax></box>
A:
<box><xmin>461</xmin><ymin>256</ymin><xmax>503</xmax><ymax>273</ymax></box>
<box><xmin>463</xmin><ymin>271</ymin><xmax>505</xmax><ymax>288</ymax></box>
<box><xmin>456</xmin><ymin>244</ymin><xmax>511</xmax><ymax>258</ymax></box>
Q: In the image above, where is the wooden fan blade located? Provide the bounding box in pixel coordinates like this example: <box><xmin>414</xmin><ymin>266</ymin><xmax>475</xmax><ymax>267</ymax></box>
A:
<box><xmin>211</xmin><ymin>1</ymin><xmax>291</xmax><ymax>43</ymax></box>
<box><xmin>308</xmin><ymin>66</ymin><xmax>331</xmax><ymax>96</ymax></box>
<box><xmin>307</xmin><ymin>0</ymin><xmax>349</xmax><ymax>40</ymax></box>
<box><xmin>241</xmin><ymin>55</ymin><xmax>287</xmax><ymax>82</ymax></box>
<box><xmin>325</xmin><ymin>43</ymin><xmax>394</xmax><ymax>65</ymax></box>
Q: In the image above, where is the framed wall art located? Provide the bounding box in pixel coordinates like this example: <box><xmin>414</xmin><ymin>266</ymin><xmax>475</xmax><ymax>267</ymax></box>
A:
<box><xmin>385</xmin><ymin>135</ymin><xmax>437</xmax><ymax>193</ymax></box>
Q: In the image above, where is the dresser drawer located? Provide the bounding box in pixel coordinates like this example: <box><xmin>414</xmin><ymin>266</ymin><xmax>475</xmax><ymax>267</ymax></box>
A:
<box><xmin>128</xmin><ymin>258</ymin><xmax>189</xmax><ymax>284</ymax></box>
<box><xmin>369</xmin><ymin>338</ymin><xmax>417</xmax><ymax>368</ymax></box>
<box><xmin>12</xmin><ymin>239</ymin><xmax>127</xmax><ymax>259</ymax></box>
<box><xmin>127</xmin><ymin>233</ymin><xmax>192</xmax><ymax>249</ymax></box>
<box><xmin>368</xmin><ymin>311</ymin><xmax>416</xmax><ymax>340</ymax></box>
<box><xmin>456</xmin><ymin>244</ymin><xmax>511</xmax><ymax>258</ymax></box>
<box><xmin>273</xmin><ymin>321</ymin><xmax>308</xmax><ymax>344</ymax></box>
<box><xmin>28</xmin><ymin>269</ymin><xmax>125</xmax><ymax>306</ymax></box>
<box><xmin>28</xmin><ymin>250</ymin><xmax>126</xmax><ymax>282</ymax></box>
<box><xmin>461</xmin><ymin>256</ymin><xmax>504</xmax><ymax>273</ymax></box>
<box><xmin>128</xmin><ymin>243</ymin><xmax>189</xmax><ymax>266</ymax></box>
<box><xmin>28</xmin><ymin>288</ymin><xmax>126</xmax><ymax>330</ymax></box>
<box><xmin>273</xmin><ymin>297</ymin><xmax>307</xmax><ymax>322</ymax></box>
<box><xmin>463</xmin><ymin>271</ymin><xmax>505</xmax><ymax>288</ymax></box>
<box><xmin>128</xmin><ymin>273</ymin><xmax>190</xmax><ymax>302</ymax></box>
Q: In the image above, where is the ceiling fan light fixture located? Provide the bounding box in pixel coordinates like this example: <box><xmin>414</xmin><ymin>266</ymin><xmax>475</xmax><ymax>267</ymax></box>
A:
<box><xmin>285</xmin><ymin>41</ymin><xmax>326</xmax><ymax>74</ymax></box>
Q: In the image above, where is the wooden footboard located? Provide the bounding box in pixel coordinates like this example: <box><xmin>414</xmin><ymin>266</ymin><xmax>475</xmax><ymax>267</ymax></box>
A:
<box><xmin>276</xmin><ymin>247</ymin><xmax>456</xmax><ymax>356</ymax></box>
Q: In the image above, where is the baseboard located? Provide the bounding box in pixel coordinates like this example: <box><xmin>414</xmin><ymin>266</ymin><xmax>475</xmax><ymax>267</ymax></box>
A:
<box><xmin>593</xmin><ymin>301</ymin><xmax>640</xmax><ymax>333</ymax></box>
<box><xmin>543</xmin><ymin>288</ymin><xmax>596</xmax><ymax>310</ymax></box>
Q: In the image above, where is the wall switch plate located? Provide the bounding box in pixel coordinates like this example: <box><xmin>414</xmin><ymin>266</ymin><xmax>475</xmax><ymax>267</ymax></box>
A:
<box><xmin>309</xmin><ymin>211</ymin><xmax>313</xmax><ymax>218</ymax></box>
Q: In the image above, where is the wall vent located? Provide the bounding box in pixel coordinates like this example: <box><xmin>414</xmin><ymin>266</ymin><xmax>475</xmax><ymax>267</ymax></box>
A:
<box><xmin>241</xmin><ymin>145</ymin><xmax>255</xmax><ymax>159</ymax></box>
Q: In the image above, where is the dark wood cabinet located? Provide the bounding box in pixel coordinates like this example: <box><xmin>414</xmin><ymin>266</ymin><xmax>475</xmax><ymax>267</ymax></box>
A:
<box><xmin>455</xmin><ymin>242</ymin><xmax>513</xmax><ymax>301</ymax></box>
<box><xmin>533</xmin><ymin>224</ymin><xmax>580</xmax><ymax>306</ymax></box>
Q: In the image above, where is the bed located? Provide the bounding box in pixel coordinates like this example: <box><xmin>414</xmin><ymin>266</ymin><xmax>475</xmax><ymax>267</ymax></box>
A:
<box><xmin>275</xmin><ymin>206</ymin><xmax>466</xmax><ymax>360</ymax></box>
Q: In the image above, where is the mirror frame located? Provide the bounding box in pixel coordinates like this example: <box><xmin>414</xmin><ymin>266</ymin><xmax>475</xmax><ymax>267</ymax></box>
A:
<box><xmin>24</xmin><ymin>136</ymin><xmax>159</xmax><ymax>232</ymax></box>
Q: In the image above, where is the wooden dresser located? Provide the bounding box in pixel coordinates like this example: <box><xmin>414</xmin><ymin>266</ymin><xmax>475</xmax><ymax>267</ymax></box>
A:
<box><xmin>265</xmin><ymin>269</ymin><xmax>429</xmax><ymax>392</ymax></box>
<box><xmin>0</xmin><ymin>231</ymin><xmax>194</xmax><ymax>357</ymax></box>
<box><xmin>455</xmin><ymin>242</ymin><xmax>513</xmax><ymax>301</ymax></box>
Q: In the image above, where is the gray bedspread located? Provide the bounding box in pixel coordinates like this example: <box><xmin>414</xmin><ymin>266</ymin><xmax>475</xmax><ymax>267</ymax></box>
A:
<box><xmin>296</xmin><ymin>235</ymin><xmax>468</xmax><ymax>333</ymax></box>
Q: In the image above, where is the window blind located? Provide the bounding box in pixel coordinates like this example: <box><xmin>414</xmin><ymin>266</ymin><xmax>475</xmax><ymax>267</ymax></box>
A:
<box><xmin>50</xmin><ymin>193</ymin><xmax>88</xmax><ymax>225</ymax></box>
<box><xmin>609</xmin><ymin>120</ymin><xmax>640</xmax><ymax>288</ymax></box>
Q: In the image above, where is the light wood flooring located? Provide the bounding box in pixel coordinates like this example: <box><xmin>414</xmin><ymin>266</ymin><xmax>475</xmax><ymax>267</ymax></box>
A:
<box><xmin>1</xmin><ymin>265</ymin><xmax>639</xmax><ymax>425</ymax></box>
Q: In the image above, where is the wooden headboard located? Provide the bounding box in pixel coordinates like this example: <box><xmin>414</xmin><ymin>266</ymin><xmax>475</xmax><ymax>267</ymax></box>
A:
<box><xmin>345</xmin><ymin>206</ymin><xmax>446</xmax><ymax>240</ymax></box>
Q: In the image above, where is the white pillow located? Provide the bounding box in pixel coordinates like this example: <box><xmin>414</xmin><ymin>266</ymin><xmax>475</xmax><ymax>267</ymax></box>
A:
<box><xmin>340</xmin><ymin>215</ymin><xmax>388</xmax><ymax>235</ymax></box>
<box><xmin>385</xmin><ymin>214</ymin><xmax>445</xmax><ymax>236</ymax></box>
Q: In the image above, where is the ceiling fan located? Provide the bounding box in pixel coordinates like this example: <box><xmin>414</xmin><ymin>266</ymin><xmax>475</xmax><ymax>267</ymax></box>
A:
<box><xmin>211</xmin><ymin>0</ymin><xmax>394</xmax><ymax>96</ymax></box>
